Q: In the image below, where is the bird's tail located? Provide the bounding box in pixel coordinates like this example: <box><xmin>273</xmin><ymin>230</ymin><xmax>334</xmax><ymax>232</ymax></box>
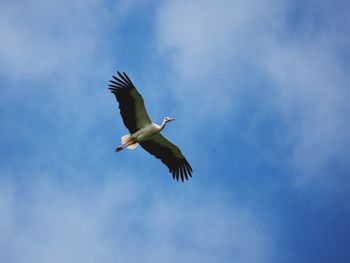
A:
<box><xmin>126</xmin><ymin>143</ymin><xmax>139</xmax><ymax>149</ymax></box>
<box><xmin>115</xmin><ymin>134</ymin><xmax>139</xmax><ymax>153</ymax></box>
<box><xmin>121</xmin><ymin>134</ymin><xmax>130</xmax><ymax>144</ymax></box>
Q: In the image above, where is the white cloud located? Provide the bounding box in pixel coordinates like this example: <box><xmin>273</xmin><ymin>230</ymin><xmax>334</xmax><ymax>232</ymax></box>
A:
<box><xmin>0</xmin><ymin>0</ymin><xmax>146</xmax><ymax>85</ymax></box>
<box><xmin>0</xmin><ymin>0</ymin><xmax>99</xmax><ymax>79</ymax></box>
<box><xmin>154</xmin><ymin>0</ymin><xmax>286</xmax><ymax>121</ymax></box>
<box><xmin>0</xmin><ymin>174</ymin><xmax>274</xmax><ymax>263</ymax></box>
<box><xmin>263</xmin><ymin>39</ymin><xmax>350</xmax><ymax>185</ymax></box>
<box><xmin>156</xmin><ymin>0</ymin><xmax>283</xmax><ymax>78</ymax></box>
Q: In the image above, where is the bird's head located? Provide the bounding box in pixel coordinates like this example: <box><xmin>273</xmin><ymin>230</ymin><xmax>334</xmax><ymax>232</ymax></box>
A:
<box><xmin>163</xmin><ymin>117</ymin><xmax>175</xmax><ymax>124</ymax></box>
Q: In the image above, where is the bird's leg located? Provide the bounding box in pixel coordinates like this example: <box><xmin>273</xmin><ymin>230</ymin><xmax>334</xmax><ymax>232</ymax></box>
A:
<box><xmin>115</xmin><ymin>145</ymin><xmax>124</xmax><ymax>152</ymax></box>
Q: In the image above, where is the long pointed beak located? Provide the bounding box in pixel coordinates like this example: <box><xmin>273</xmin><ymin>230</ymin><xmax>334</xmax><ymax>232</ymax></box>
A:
<box><xmin>169</xmin><ymin>118</ymin><xmax>175</xmax><ymax>122</ymax></box>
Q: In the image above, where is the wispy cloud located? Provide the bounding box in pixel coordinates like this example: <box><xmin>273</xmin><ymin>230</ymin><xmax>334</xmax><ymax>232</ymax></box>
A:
<box><xmin>0</xmin><ymin>174</ymin><xmax>275</xmax><ymax>263</ymax></box>
<box><xmin>263</xmin><ymin>38</ymin><xmax>350</xmax><ymax>186</ymax></box>
<box><xmin>0</xmin><ymin>0</ymin><xmax>102</xmax><ymax>80</ymax></box>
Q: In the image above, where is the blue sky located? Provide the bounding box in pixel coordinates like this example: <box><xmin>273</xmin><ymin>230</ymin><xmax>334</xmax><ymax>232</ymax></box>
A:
<box><xmin>1</xmin><ymin>0</ymin><xmax>350</xmax><ymax>262</ymax></box>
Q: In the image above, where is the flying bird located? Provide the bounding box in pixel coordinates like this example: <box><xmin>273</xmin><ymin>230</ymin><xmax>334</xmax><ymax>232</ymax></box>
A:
<box><xmin>108</xmin><ymin>71</ymin><xmax>193</xmax><ymax>181</ymax></box>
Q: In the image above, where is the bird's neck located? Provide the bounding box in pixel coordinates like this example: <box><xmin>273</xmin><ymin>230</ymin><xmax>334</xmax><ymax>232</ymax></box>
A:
<box><xmin>160</xmin><ymin>121</ymin><xmax>167</xmax><ymax>131</ymax></box>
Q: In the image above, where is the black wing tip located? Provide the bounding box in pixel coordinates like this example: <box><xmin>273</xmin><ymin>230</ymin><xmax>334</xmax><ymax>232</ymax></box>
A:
<box><xmin>108</xmin><ymin>85</ymin><xmax>120</xmax><ymax>94</ymax></box>
<box><xmin>185</xmin><ymin>160</ymin><xmax>193</xmax><ymax>173</ymax></box>
<box><xmin>171</xmin><ymin>162</ymin><xmax>193</xmax><ymax>182</ymax></box>
<box><xmin>122</xmin><ymin>72</ymin><xmax>133</xmax><ymax>84</ymax></box>
<box><xmin>117</xmin><ymin>71</ymin><xmax>132</xmax><ymax>86</ymax></box>
<box><xmin>109</xmin><ymin>70</ymin><xmax>133</xmax><ymax>88</ymax></box>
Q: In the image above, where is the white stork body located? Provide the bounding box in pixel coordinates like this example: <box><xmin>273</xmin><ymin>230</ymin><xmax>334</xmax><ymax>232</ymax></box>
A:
<box><xmin>117</xmin><ymin>120</ymin><xmax>173</xmax><ymax>151</ymax></box>
<box><xmin>133</xmin><ymin>123</ymin><xmax>162</xmax><ymax>141</ymax></box>
<box><xmin>108</xmin><ymin>71</ymin><xmax>192</xmax><ymax>181</ymax></box>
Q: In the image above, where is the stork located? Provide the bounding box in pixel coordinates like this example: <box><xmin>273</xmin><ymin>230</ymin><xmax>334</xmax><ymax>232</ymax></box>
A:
<box><xmin>108</xmin><ymin>71</ymin><xmax>193</xmax><ymax>181</ymax></box>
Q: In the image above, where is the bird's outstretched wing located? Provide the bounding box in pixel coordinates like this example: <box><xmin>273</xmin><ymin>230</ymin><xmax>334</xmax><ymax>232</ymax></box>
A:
<box><xmin>140</xmin><ymin>134</ymin><xmax>193</xmax><ymax>181</ymax></box>
<box><xmin>108</xmin><ymin>72</ymin><xmax>152</xmax><ymax>133</ymax></box>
